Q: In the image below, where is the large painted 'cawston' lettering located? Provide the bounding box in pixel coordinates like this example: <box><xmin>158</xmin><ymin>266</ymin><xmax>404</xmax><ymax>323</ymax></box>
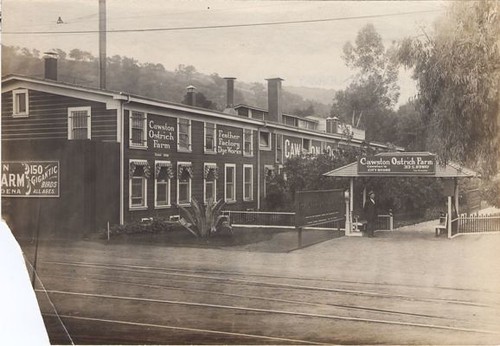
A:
<box><xmin>284</xmin><ymin>139</ymin><xmax>302</xmax><ymax>158</ymax></box>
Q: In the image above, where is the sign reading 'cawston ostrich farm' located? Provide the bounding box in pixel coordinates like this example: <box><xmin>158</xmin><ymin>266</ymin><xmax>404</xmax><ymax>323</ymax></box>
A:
<box><xmin>1</xmin><ymin>161</ymin><xmax>60</xmax><ymax>197</ymax></box>
<box><xmin>148</xmin><ymin>115</ymin><xmax>176</xmax><ymax>155</ymax></box>
<box><xmin>358</xmin><ymin>155</ymin><xmax>436</xmax><ymax>175</ymax></box>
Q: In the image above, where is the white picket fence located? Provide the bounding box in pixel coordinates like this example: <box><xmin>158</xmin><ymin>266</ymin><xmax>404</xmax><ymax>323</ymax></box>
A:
<box><xmin>455</xmin><ymin>212</ymin><xmax>500</xmax><ymax>236</ymax></box>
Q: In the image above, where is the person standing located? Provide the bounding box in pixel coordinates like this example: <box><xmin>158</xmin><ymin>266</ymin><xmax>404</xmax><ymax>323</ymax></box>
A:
<box><xmin>364</xmin><ymin>191</ymin><xmax>377</xmax><ymax>237</ymax></box>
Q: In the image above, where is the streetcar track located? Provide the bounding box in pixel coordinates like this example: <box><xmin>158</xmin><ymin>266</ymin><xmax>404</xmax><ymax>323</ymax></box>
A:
<box><xmin>43</xmin><ymin>259</ymin><xmax>500</xmax><ymax>295</ymax></box>
<box><xmin>42</xmin><ymin>260</ymin><xmax>500</xmax><ymax>308</ymax></box>
<box><xmin>39</xmin><ymin>272</ymin><xmax>458</xmax><ymax>322</ymax></box>
<box><xmin>42</xmin><ymin>313</ymin><xmax>324</xmax><ymax>345</ymax></box>
<box><xmin>38</xmin><ymin>289</ymin><xmax>500</xmax><ymax>335</ymax></box>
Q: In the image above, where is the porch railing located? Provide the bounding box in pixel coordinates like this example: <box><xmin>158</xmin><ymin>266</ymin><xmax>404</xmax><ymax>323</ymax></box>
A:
<box><xmin>377</xmin><ymin>214</ymin><xmax>394</xmax><ymax>231</ymax></box>
<box><xmin>456</xmin><ymin>213</ymin><xmax>500</xmax><ymax>235</ymax></box>
<box><xmin>222</xmin><ymin>210</ymin><xmax>296</xmax><ymax>228</ymax></box>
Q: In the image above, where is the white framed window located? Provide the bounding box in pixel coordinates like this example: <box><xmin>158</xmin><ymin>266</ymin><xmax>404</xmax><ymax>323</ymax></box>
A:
<box><xmin>178</xmin><ymin>118</ymin><xmax>192</xmax><ymax>152</ymax></box>
<box><xmin>204</xmin><ymin>122</ymin><xmax>216</xmax><ymax>154</ymax></box>
<box><xmin>155</xmin><ymin>161</ymin><xmax>173</xmax><ymax>208</ymax></box>
<box><xmin>224</xmin><ymin>164</ymin><xmax>236</xmax><ymax>203</ymax></box>
<box><xmin>263</xmin><ymin>165</ymin><xmax>275</xmax><ymax>198</ymax></box>
<box><xmin>177</xmin><ymin>162</ymin><xmax>192</xmax><ymax>205</ymax></box>
<box><xmin>276</xmin><ymin>134</ymin><xmax>283</xmax><ymax>163</ymax></box>
<box><xmin>129</xmin><ymin>160</ymin><xmax>150</xmax><ymax>209</ymax></box>
<box><xmin>203</xmin><ymin>163</ymin><xmax>218</xmax><ymax>203</ymax></box>
<box><xmin>243</xmin><ymin>164</ymin><xmax>253</xmax><ymax>201</ymax></box>
<box><xmin>259</xmin><ymin>131</ymin><xmax>271</xmax><ymax>150</ymax></box>
<box><xmin>129</xmin><ymin>111</ymin><xmax>147</xmax><ymax>148</ymax></box>
<box><xmin>302</xmin><ymin>138</ymin><xmax>311</xmax><ymax>153</ymax></box>
<box><xmin>13</xmin><ymin>89</ymin><xmax>29</xmax><ymax>117</ymax></box>
<box><xmin>243</xmin><ymin>129</ymin><xmax>253</xmax><ymax>156</ymax></box>
<box><xmin>68</xmin><ymin>106</ymin><xmax>91</xmax><ymax>140</ymax></box>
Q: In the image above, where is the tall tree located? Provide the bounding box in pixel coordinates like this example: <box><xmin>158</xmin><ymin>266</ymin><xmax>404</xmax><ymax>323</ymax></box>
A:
<box><xmin>398</xmin><ymin>0</ymin><xmax>500</xmax><ymax>177</ymax></box>
<box><xmin>331</xmin><ymin>24</ymin><xmax>400</xmax><ymax>142</ymax></box>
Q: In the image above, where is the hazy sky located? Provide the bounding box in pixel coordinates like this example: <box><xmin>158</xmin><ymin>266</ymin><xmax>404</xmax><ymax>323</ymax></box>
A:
<box><xmin>2</xmin><ymin>0</ymin><xmax>447</xmax><ymax>105</ymax></box>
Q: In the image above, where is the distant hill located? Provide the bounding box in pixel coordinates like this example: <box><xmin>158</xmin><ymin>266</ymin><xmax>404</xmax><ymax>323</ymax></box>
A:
<box><xmin>285</xmin><ymin>85</ymin><xmax>335</xmax><ymax>106</ymax></box>
<box><xmin>1</xmin><ymin>45</ymin><xmax>333</xmax><ymax>118</ymax></box>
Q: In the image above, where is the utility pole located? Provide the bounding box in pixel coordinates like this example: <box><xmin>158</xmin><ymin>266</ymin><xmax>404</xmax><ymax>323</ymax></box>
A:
<box><xmin>99</xmin><ymin>0</ymin><xmax>106</xmax><ymax>89</ymax></box>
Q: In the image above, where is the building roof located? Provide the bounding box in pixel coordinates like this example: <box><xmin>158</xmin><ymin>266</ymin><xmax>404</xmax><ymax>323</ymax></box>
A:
<box><xmin>1</xmin><ymin>74</ymin><xmax>402</xmax><ymax>150</ymax></box>
<box><xmin>234</xmin><ymin>104</ymin><xmax>319</xmax><ymax>123</ymax></box>
<box><xmin>323</xmin><ymin>152</ymin><xmax>479</xmax><ymax>178</ymax></box>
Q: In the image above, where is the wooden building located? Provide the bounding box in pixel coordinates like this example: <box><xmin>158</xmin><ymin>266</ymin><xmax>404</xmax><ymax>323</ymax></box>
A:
<box><xmin>1</xmin><ymin>57</ymin><xmax>402</xmax><ymax>237</ymax></box>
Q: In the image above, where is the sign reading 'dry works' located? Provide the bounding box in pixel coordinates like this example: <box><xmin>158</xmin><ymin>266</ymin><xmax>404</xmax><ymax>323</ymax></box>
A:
<box><xmin>1</xmin><ymin>161</ymin><xmax>60</xmax><ymax>197</ymax></box>
<box><xmin>358</xmin><ymin>155</ymin><xmax>436</xmax><ymax>175</ymax></box>
<box><xmin>217</xmin><ymin>125</ymin><xmax>242</xmax><ymax>156</ymax></box>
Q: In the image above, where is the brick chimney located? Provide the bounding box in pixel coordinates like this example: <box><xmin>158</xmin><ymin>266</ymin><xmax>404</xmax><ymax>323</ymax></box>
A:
<box><xmin>224</xmin><ymin>77</ymin><xmax>236</xmax><ymax>108</ymax></box>
<box><xmin>43</xmin><ymin>52</ymin><xmax>58</xmax><ymax>81</ymax></box>
<box><xmin>186</xmin><ymin>85</ymin><xmax>196</xmax><ymax>106</ymax></box>
<box><xmin>266</xmin><ymin>78</ymin><xmax>284</xmax><ymax>123</ymax></box>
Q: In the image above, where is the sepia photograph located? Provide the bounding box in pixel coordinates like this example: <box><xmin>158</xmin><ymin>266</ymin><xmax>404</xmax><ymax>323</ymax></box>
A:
<box><xmin>1</xmin><ymin>0</ymin><xmax>499</xmax><ymax>344</ymax></box>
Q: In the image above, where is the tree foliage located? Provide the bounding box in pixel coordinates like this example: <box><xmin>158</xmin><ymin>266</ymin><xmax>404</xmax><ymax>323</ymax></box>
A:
<box><xmin>331</xmin><ymin>24</ymin><xmax>400</xmax><ymax>142</ymax></box>
<box><xmin>398</xmin><ymin>0</ymin><xmax>500</xmax><ymax>177</ymax></box>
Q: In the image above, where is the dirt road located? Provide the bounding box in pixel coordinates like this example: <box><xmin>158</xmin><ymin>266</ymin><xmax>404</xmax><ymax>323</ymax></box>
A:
<box><xmin>26</xmin><ymin>222</ymin><xmax>500</xmax><ymax>344</ymax></box>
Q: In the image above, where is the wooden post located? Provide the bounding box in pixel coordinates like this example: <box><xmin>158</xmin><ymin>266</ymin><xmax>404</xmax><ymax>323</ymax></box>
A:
<box><xmin>31</xmin><ymin>200</ymin><xmax>42</xmax><ymax>288</ymax></box>
<box><xmin>345</xmin><ymin>196</ymin><xmax>351</xmax><ymax>235</ymax></box>
<box><xmin>297</xmin><ymin>226</ymin><xmax>302</xmax><ymax>248</ymax></box>
<box><xmin>447</xmin><ymin>195</ymin><xmax>452</xmax><ymax>238</ymax></box>
<box><xmin>454</xmin><ymin>178</ymin><xmax>459</xmax><ymax>216</ymax></box>
<box><xmin>99</xmin><ymin>0</ymin><xmax>107</xmax><ymax>89</ymax></box>
<box><xmin>362</xmin><ymin>186</ymin><xmax>366</xmax><ymax>209</ymax></box>
<box><xmin>349</xmin><ymin>178</ymin><xmax>354</xmax><ymax>216</ymax></box>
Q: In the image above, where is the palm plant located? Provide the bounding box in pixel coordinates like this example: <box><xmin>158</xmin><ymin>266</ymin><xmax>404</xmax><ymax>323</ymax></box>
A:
<box><xmin>176</xmin><ymin>198</ymin><xmax>228</xmax><ymax>239</ymax></box>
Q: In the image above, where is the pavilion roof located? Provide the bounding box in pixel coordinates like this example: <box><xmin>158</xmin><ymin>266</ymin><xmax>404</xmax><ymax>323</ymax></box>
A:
<box><xmin>323</xmin><ymin>152</ymin><xmax>479</xmax><ymax>178</ymax></box>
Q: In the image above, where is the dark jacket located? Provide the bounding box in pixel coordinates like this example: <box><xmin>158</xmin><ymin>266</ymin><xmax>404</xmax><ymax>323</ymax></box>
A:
<box><xmin>364</xmin><ymin>198</ymin><xmax>377</xmax><ymax>222</ymax></box>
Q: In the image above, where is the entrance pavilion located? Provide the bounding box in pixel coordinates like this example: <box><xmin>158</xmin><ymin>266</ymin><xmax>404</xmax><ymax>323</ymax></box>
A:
<box><xmin>323</xmin><ymin>152</ymin><xmax>479</xmax><ymax>238</ymax></box>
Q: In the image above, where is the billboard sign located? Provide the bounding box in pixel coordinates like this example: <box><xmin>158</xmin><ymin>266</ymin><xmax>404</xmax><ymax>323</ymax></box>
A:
<box><xmin>358</xmin><ymin>155</ymin><xmax>436</xmax><ymax>176</ymax></box>
<box><xmin>1</xmin><ymin>161</ymin><xmax>60</xmax><ymax>197</ymax></box>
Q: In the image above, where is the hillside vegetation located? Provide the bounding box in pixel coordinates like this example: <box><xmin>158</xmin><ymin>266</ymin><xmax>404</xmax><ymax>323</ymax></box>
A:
<box><xmin>1</xmin><ymin>45</ymin><xmax>332</xmax><ymax>117</ymax></box>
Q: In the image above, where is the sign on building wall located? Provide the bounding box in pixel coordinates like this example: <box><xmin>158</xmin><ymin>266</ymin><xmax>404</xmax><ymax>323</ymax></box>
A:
<box><xmin>148</xmin><ymin>114</ymin><xmax>176</xmax><ymax>155</ymax></box>
<box><xmin>310</xmin><ymin>140</ymin><xmax>322</xmax><ymax>155</ymax></box>
<box><xmin>323</xmin><ymin>142</ymin><xmax>338</xmax><ymax>157</ymax></box>
<box><xmin>1</xmin><ymin>161</ymin><xmax>60</xmax><ymax>197</ymax></box>
<box><xmin>283</xmin><ymin>136</ymin><xmax>303</xmax><ymax>159</ymax></box>
<box><xmin>358</xmin><ymin>155</ymin><xmax>436</xmax><ymax>175</ymax></box>
<box><xmin>217</xmin><ymin>125</ymin><xmax>242</xmax><ymax>156</ymax></box>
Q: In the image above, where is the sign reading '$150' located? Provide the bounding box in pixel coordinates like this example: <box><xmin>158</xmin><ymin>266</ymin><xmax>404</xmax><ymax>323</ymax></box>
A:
<box><xmin>1</xmin><ymin>161</ymin><xmax>60</xmax><ymax>197</ymax></box>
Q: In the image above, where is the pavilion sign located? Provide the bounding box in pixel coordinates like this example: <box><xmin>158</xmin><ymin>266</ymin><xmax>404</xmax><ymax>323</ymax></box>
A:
<box><xmin>358</xmin><ymin>154</ymin><xmax>436</xmax><ymax>176</ymax></box>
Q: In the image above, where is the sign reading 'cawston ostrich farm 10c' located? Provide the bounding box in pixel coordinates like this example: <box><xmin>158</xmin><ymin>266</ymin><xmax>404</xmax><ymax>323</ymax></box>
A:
<box><xmin>358</xmin><ymin>155</ymin><xmax>436</xmax><ymax>176</ymax></box>
<box><xmin>1</xmin><ymin>161</ymin><xmax>60</xmax><ymax>197</ymax></box>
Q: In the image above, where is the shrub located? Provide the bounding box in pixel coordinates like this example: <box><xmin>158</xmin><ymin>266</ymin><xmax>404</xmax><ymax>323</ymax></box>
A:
<box><xmin>105</xmin><ymin>218</ymin><xmax>175</xmax><ymax>238</ymax></box>
<box><xmin>176</xmin><ymin>198</ymin><xmax>228</xmax><ymax>238</ymax></box>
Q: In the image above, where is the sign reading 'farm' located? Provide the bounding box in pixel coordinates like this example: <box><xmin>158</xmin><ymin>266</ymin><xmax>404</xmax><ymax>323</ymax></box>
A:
<box><xmin>358</xmin><ymin>155</ymin><xmax>436</xmax><ymax>176</ymax></box>
<box><xmin>1</xmin><ymin>161</ymin><xmax>60</xmax><ymax>197</ymax></box>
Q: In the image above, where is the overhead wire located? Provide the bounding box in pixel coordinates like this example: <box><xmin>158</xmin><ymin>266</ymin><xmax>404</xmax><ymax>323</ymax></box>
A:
<box><xmin>3</xmin><ymin>9</ymin><xmax>441</xmax><ymax>35</ymax></box>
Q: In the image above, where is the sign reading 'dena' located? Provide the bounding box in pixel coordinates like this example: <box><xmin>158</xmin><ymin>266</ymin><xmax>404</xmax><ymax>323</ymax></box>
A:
<box><xmin>1</xmin><ymin>161</ymin><xmax>60</xmax><ymax>197</ymax></box>
<box><xmin>358</xmin><ymin>155</ymin><xmax>436</xmax><ymax>175</ymax></box>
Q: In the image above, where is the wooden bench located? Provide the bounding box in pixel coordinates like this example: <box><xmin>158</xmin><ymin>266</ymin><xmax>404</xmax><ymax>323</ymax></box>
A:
<box><xmin>435</xmin><ymin>214</ymin><xmax>447</xmax><ymax>237</ymax></box>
